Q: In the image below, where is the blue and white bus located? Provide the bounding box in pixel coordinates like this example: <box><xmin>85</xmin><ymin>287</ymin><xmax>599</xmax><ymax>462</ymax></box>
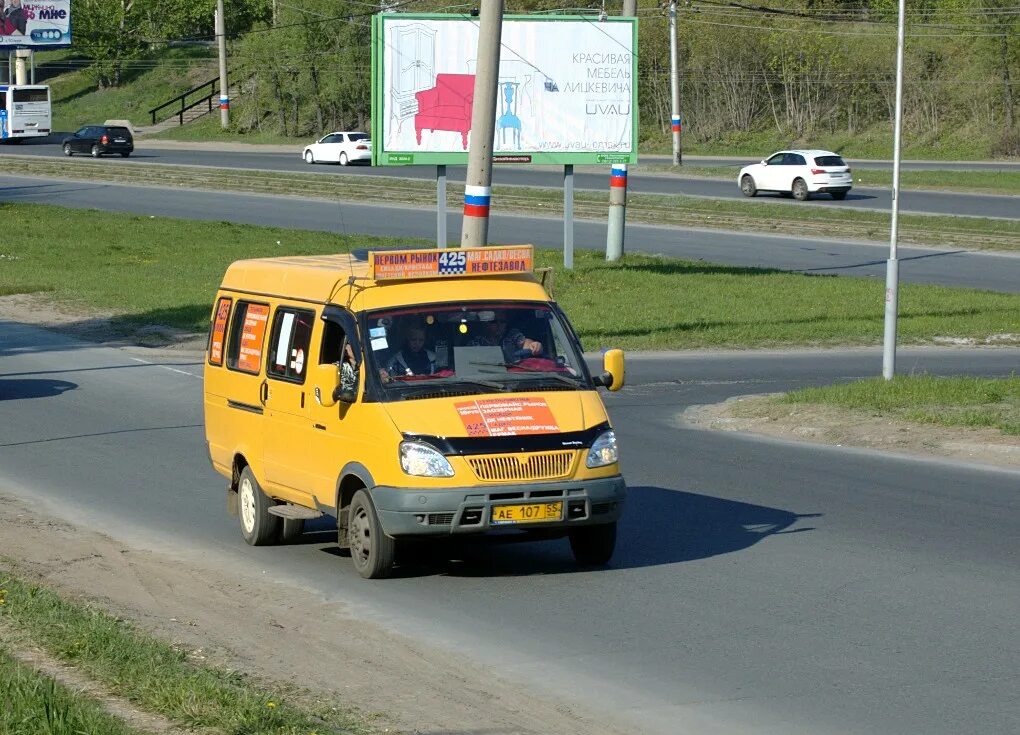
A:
<box><xmin>0</xmin><ymin>84</ymin><xmax>51</xmax><ymax>141</ymax></box>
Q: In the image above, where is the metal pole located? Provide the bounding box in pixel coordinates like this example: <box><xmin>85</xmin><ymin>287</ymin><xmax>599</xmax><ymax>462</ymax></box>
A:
<box><xmin>461</xmin><ymin>0</ymin><xmax>504</xmax><ymax>248</ymax></box>
<box><xmin>216</xmin><ymin>0</ymin><xmax>230</xmax><ymax>128</ymax></box>
<box><xmin>882</xmin><ymin>0</ymin><xmax>906</xmax><ymax>380</ymax></box>
<box><xmin>606</xmin><ymin>0</ymin><xmax>637</xmax><ymax>262</ymax></box>
<box><xmin>437</xmin><ymin>165</ymin><xmax>447</xmax><ymax>248</ymax></box>
<box><xmin>30</xmin><ymin>50</ymin><xmax>35</xmax><ymax>85</ymax></box>
<box><xmin>669</xmin><ymin>1</ymin><xmax>681</xmax><ymax>165</ymax></box>
<box><xmin>564</xmin><ymin>164</ymin><xmax>574</xmax><ymax>269</ymax></box>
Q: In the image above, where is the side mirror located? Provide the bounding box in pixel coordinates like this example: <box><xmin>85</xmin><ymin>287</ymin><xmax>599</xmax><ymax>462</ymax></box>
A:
<box><xmin>593</xmin><ymin>349</ymin><xmax>625</xmax><ymax>391</ymax></box>
<box><xmin>314</xmin><ymin>364</ymin><xmax>341</xmax><ymax>407</ymax></box>
<box><xmin>761</xmin><ymin>159</ymin><xmax>768</xmax><ymax>165</ymax></box>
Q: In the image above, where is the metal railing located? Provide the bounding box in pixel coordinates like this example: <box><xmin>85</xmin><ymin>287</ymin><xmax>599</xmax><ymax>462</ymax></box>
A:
<box><xmin>147</xmin><ymin>77</ymin><xmax>223</xmax><ymax>126</ymax></box>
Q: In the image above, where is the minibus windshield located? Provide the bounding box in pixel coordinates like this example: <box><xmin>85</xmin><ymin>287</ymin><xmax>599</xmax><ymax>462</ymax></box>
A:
<box><xmin>362</xmin><ymin>301</ymin><xmax>590</xmax><ymax>400</ymax></box>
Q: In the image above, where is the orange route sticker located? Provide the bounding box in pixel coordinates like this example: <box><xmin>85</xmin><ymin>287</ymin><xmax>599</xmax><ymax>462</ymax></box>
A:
<box><xmin>209</xmin><ymin>297</ymin><xmax>231</xmax><ymax>366</ymax></box>
<box><xmin>455</xmin><ymin>398</ymin><xmax>559</xmax><ymax>437</ymax></box>
<box><xmin>237</xmin><ymin>303</ymin><xmax>269</xmax><ymax>373</ymax></box>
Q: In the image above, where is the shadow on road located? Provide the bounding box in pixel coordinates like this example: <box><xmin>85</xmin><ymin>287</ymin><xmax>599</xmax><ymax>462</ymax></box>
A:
<box><xmin>0</xmin><ymin>377</ymin><xmax>76</xmax><ymax>400</ymax></box>
<box><xmin>311</xmin><ymin>485</ymin><xmax>820</xmax><ymax>577</ymax></box>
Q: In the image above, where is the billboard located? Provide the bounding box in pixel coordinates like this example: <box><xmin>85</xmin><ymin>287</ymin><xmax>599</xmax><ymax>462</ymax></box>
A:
<box><xmin>372</xmin><ymin>14</ymin><xmax>637</xmax><ymax>166</ymax></box>
<box><xmin>0</xmin><ymin>1</ymin><xmax>71</xmax><ymax>50</ymax></box>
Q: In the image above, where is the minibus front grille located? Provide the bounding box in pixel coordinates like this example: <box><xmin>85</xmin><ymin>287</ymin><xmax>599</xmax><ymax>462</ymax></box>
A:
<box><xmin>468</xmin><ymin>451</ymin><xmax>575</xmax><ymax>482</ymax></box>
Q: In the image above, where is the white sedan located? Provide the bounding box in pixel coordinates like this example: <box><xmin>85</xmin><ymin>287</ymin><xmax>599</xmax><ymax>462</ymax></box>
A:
<box><xmin>738</xmin><ymin>149</ymin><xmax>852</xmax><ymax>201</ymax></box>
<box><xmin>302</xmin><ymin>131</ymin><xmax>372</xmax><ymax>166</ymax></box>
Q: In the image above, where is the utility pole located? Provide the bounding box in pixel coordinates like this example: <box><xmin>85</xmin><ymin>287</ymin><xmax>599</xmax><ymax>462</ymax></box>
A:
<box><xmin>882</xmin><ymin>0</ymin><xmax>906</xmax><ymax>380</ymax></box>
<box><xmin>669</xmin><ymin>1</ymin><xmax>681</xmax><ymax>165</ymax></box>
<box><xmin>460</xmin><ymin>0</ymin><xmax>505</xmax><ymax>248</ymax></box>
<box><xmin>216</xmin><ymin>0</ymin><xmax>230</xmax><ymax>128</ymax></box>
<box><xmin>606</xmin><ymin>0</ymin><xmax>637</xmax><ymax>262</ymax></box>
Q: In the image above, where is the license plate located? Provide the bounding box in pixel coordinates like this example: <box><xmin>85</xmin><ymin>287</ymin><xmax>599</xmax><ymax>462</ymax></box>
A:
<box><xmin>114</xmin><ymin>138</ymin><xmax>126</xmax><ymax>143</ymax></box>
<box><xmin>491</xmin><ymin>501</ymin><xmax>563</xmax><ymax>525</ymax></box>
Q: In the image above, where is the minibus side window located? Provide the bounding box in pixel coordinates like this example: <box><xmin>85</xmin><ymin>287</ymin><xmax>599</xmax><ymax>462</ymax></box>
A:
<box><xmin>267</xmin><ymin>307</ymin><xmax>315</xmax><ymax>384</ymax></box>
<box><xmin>226</xmin><ymin>301</ymin><xmax>270</xmax><ymax>375</ymax></box>
<box><xmin>208</xmin><ymin>297</ymin><xmax>232</xmax><ymax>367</ymax></box>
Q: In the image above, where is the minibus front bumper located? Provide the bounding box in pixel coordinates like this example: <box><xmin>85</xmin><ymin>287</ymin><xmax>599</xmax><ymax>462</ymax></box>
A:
<box><xmin>371</xmin><ymin>475</ymin><xmax>626</xmax><ymax>536</ymax></box>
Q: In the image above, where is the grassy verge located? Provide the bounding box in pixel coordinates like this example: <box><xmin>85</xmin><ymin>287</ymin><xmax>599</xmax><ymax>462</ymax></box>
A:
<box><xmin>0</xmin><ymin>570</ymin><xmax>374</xmax><ymax>734</ymax></box>
<box><xmin>2</xmin><ymin>157</ymin><xmax>1018</xmax><ymax>252</ymax></box>
<box><xmin>2</xmin><ymin>203</ymin><xmax>1018</xmax><ymax>351</ymax></box>
<box><xmin>778</xmin><ymin>375</ymin><xmax>1020</xmax><ymax>435</ymax></box>
<box><xmin>0</xmin><ymin>649</ymin><xmax>144</xmax><ymax>735</ymax></box>
<box><xmin>637</xmin><ymin>164</ymin><xmax>1020</xmax><ymax>196</ymax></box>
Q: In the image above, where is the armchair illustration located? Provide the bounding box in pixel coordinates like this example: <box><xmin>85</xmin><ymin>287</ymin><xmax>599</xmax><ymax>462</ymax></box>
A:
<box><xmin>414</xmin><ymin>73</ymin><xmax>475</xmax><ymax>149</ymax></box>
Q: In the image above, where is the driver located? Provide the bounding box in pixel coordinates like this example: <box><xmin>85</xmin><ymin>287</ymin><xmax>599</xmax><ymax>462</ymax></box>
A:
<box><xmin>381</xmin><ymin>325</ymin><xmax>437</xmax><ymax>379</ymax></box>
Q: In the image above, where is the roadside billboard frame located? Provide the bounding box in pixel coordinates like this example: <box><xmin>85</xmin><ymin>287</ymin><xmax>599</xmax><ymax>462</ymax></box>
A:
<box><xmin>371</xmin><ymin>13</ymin><xmax>638</xmax><ymax>167</ymax></box>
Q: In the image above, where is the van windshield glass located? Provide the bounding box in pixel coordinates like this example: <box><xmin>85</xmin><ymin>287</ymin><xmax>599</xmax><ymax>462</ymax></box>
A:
<box><xmin>362</xmin><ymin>301</ymin><xmax>589</xmax><ymax>401</ymax></box>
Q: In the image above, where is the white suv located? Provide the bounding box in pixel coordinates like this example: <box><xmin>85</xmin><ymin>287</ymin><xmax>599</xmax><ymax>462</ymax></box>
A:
<box><xmin>738</xmin><ymin>150</ymin><xmax>852</xmax><ymax>201</ymax></box>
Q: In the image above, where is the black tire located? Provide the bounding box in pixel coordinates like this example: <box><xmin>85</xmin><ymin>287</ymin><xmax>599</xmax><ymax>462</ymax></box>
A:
<box><xmin>62</xmin><ymin>143</ymin><xmax>73</xmax><ymax>156</ymax></box>
<box><xmin>339</xmin><ymin>152</ymin><xmax>349</xmax><ymax>166</ymax></box>
<box><xmin>792</xmin><ymin>178</ymin><xmax>810</xmax><ymax>201</ymax></box>
<box><xmin>740</xmin><ymin>175</ymin><xmax>757</xmax><ymax>197</ymax></box>
<box><xmin>831</xmin><ymin>190</ymin><xmax>847</xmax><ymax>201</ymax></box>
<box><xmin>90</xmin><ymin>145</ymin><xmax>101</xmax><ymax>158</ymax></box>
<box><xmin>304</xmin><ymin>150</ymin><xmax>314</xmax><ymax>164</ymax></box>
<box><xmin>237</xmin><ymin>466</ymin><xmax>280</xmax><ymax>546</ymax></box>
<box><xmin>278</xmin><ymin>518</ymin><xmax>305</xmax><ymax>544</ymax></box>
<box><xmin>347</xmin><ymin>489</ymin><xmax>395</xmax><ymax>579</ymax></box>
<box><xmin>569</xmin><ymin>522</ymin><xmax>617</xmax><ymax>566</ymax></box>
<box><xmin>120</xmin><ymin>151</ymin><xmax>130</xmax><ymax>158</ymax></box>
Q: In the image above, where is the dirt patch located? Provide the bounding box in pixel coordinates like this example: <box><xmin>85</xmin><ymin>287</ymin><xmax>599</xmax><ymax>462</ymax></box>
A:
<box><xmin>682</xmin><ymin>394</ymin><xmax>1020</xmax><ymax>469</ymax></box>
<box><xmin>0</xmin><ymin>496</ymin><xmax>627</xmax><ymax>735</ymax></box>
<box><xmin>0</xmin><ymin>293</ymin><xmax>207</xmax><ymax>352</ymax></box>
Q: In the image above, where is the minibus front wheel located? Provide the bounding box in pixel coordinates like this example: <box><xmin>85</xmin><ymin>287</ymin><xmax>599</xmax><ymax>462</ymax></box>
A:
<box><xmin>238</xmin><ymin>467</ymin><xmax>281</xmax><ymax>546</ymax></box>
<box><xmin>347</xmin><ymin>489</ymin><xmax>396</xmax><ymax>579</ymax></box>
<box><xmin>569</xmin><ymin>522</ymin><xmax>617</xmax><ymax>566</ymax></box>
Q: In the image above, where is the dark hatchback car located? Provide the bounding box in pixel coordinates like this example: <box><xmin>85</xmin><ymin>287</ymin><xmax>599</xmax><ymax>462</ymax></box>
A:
<box><xmin>62</xmin><ymin>125</ymin><xmax>134</xmax><ymax>158</ymax></box>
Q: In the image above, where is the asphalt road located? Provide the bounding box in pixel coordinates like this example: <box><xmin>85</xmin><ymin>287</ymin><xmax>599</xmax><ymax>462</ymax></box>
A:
<box><xmin>8</xmin><ymin>141</ymin><xmax>1020</xmax><ymax>219</ymax></box>
<box><xmin>2</xmin><ymin>320</ymin><xmax>1017</xmax><ymax>735</ymax></box>
<box><xmin>3</xmin><ymin>173</ymin><xmax>1019</xmax><ymax>294</ymax></box>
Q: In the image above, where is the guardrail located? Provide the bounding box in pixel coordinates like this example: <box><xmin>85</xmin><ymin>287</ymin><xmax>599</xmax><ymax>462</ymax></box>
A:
<box><xmin>147</xmin><ymin>77</ymin><xmax>223</xmax><ymax>126</ymax></box>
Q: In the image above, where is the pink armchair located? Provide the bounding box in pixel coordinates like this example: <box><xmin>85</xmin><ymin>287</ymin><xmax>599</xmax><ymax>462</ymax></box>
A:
<box><xmin>414</xmin><ymin>73</ymin><xmax>475</xmax><ymax>149</ymax></box>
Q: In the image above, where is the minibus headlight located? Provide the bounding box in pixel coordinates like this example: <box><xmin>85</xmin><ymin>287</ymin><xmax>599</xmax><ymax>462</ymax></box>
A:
<box><xmin>586</xmin><ymin>430</ymin><xmax>619</xmax><ymax>468</ymax></box>
<box><xmin>399</xmin><ymin>441</ymin><xmax>455</xmax><ymax>478</ymax></box>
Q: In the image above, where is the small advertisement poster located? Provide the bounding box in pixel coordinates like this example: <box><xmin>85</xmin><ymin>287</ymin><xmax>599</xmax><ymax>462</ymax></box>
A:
<box><xmin>456</xmin><ymin>397</ymin><xmax>560</xmax><ymax>437</ymax></box>
<box><xmin>0</xmin><ymin>1</ymin><xmax>72</xmax><ymax>49</ymax></box>
<box><xmin>372</xmin><ymin>13</ymin><xmax>637</xmax><ymax>166</ymax></box>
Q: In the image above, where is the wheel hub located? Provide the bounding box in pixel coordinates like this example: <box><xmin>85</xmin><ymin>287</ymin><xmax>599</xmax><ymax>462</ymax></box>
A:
<box><xmin>239</xmin><ymin>479</ymin><xmax>255</xmax><ymax>533</ymax></box>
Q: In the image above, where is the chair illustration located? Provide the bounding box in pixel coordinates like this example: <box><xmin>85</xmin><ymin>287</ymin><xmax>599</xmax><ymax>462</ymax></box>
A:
<box><xmin>414</xmin><ymin>73</ymin><xmax>475</xmax><ymax>149</ymax></box>
<box><xmin>497</xmin><ymin>81</ymin><xmax>522</xmax><ymax>148</ymax></box>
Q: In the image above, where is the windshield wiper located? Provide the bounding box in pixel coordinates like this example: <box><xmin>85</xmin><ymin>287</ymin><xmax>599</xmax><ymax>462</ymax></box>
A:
<box><xmin>509</xmin><ymin>372</ymin><xmax>581</xmax><ymax>388</ymax></box>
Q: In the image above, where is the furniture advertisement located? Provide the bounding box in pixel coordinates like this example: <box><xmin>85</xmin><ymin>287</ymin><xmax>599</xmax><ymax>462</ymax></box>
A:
<box><xmin>371</xmin><ymin>14</ymin><xmax>638</xmax><ymax>166</ymax></box>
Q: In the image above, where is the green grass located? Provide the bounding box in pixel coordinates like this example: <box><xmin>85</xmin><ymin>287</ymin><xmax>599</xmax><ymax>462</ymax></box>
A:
<box><xmin>0</xmin><ymin>649</ymin><xmax>144</xmax><ymax>735</ymax></box>
<box><xmin>637</xmin><ymin>164</ymin><xmax>1020</xmax><ymax>196</ymax></box>
<box><xmin>2</xmin><ymin>157</ymin><xmax>1018</xmax><ymax>252</ymax></box>
<box><xmin>0</xmin><ymin>571</ymin><xmax>374</xmax><ymax>734</ymax></box>
<box><xmin>2</xmin><ymin>202</ymin><xmax>1018</xmax><ymax>351</ymax></box>
<box><xmin>780</xmin><ymin>375</ymin><xmax>1020</xmax><ymax>435</ymax></box>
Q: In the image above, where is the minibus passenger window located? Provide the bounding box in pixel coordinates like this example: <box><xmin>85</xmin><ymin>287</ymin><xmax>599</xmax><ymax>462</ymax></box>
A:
<box><xmin>267</xmin><ymin>308</ymin><xmax>314</xmax><ymax>383</ymax></box>
<box><xmin>226</xmin><ymin>301</ymin><xmax>270</xmax><ymax>374</ymax></box>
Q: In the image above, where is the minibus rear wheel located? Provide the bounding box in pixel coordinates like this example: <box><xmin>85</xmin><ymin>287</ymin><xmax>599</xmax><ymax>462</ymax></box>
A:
<box><xmin>348</xmin><ymin>489</ymin><xmax>396</xmax><ymax>579</ymax></box>
<box><xmin>568</xmin><ymin>522</ymin><xmax>617</xmax><ymax>566</ymax></box>
<box><xmin>238</xmin><ymin>466</ymin><xmax>281</xmax><ymax>546</ymax></box>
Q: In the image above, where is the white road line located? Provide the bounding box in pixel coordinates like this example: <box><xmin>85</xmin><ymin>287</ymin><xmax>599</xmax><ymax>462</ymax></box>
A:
<box><xmin>128</xmin><ymin>356</ymin><xmax>201</xmax><ymax>379</ymax></box>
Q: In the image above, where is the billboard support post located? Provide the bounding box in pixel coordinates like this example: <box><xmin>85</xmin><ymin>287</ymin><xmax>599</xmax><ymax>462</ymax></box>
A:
<box><xmin>437</xmin><ymin>165</ymin><xmax>448</xmax><ymax>248</ymax></box>
<box><xmin>14</xmin><ymin>49</ymin><xmax>29</xmax><ymax>85</ymax></box>
<box><xmin>669</xmin><ymin>1</ymin><xmax>681</xmax><ymax>166</ymax></box>
<box><xmin>564</xmin><ymin>165</ymin><xmax>574</xmax><ymax>269</ymax></box>
<box><xmin>461</xmin><ymin>0</ymin><xmax>505</xmax><ymax>248</ymax></box>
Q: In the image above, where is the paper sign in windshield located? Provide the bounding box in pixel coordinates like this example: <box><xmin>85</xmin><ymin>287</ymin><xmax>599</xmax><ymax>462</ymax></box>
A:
<box><xmin>456</xmin><ymin>398</ymin><xmax>559</xmax><ymax>437</ymax></box>
<box><xmin>209</xmin><ymin>297</ymin><xmax>231</xmax><ymax>366</ymax></box>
